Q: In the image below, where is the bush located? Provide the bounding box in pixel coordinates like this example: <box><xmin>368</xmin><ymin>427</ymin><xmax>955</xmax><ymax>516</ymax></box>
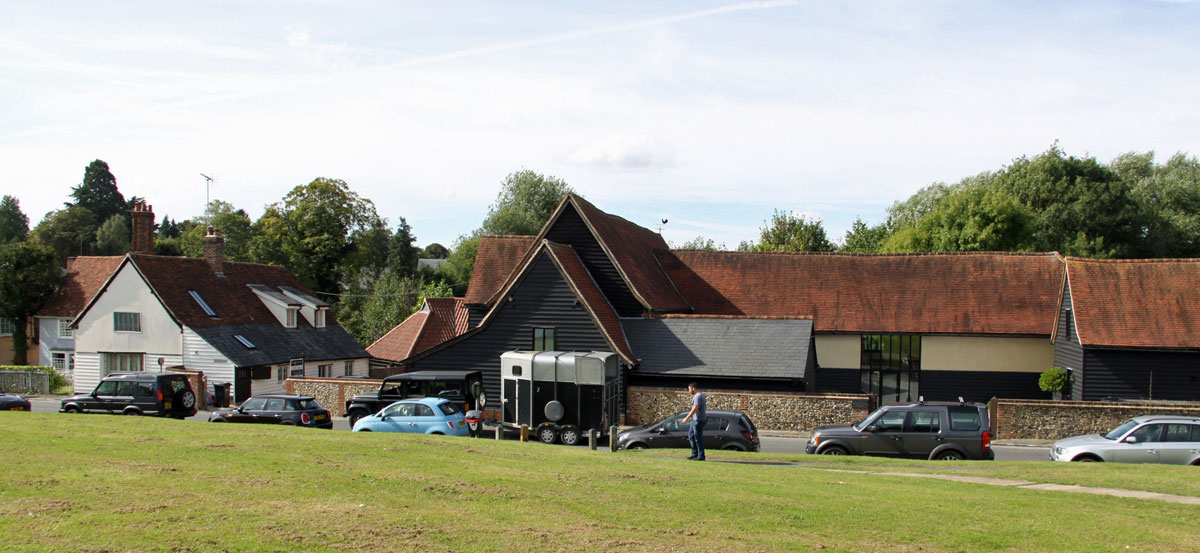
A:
<box><xmin>1038</xmin><ymin>367</ymin><xmax>1068</xmax><ymax>393</ymax></box>
<box><xmin>0</xmin><ymin>365</ymin><xmax>70</xmax><ymax>390</ymax></box>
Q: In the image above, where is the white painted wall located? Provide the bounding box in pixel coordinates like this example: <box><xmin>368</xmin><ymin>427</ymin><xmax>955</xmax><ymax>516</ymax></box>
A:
<box><xmin>181</xmin><ymin>327</ymin><xmax>235</xmax><ymax>385</ymax></box>
<box><xmin>815</xmin><ymin>334</ymin><xmax>861</xmax><ymax>368</ymax></box>
<box><xmin>36</xmin><ymin>317</ymin><xmax>73</xmax><ymax>370</ymax></box>
<box><xmin>922</xmin><ymin>336</ymin><xmax>1053</xmax><ymax>373</ymax></box>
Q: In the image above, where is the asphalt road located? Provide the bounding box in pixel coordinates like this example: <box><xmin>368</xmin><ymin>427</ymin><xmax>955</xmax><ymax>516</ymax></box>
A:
<box><xmin>27</xmin><ymin>398</ymin><xmax>1052</xmax><ymax>461</ymax></box>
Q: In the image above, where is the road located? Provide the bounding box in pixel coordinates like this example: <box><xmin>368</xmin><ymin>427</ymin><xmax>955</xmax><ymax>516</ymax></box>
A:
<box><xmin>28</xmin><ymin>398</ymin><xmax>1051</xmax><ymax>461</ymax></box>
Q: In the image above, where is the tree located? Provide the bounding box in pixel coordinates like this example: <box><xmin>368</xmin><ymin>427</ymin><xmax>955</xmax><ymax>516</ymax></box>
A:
<box><xmin>30</xmin><ymin>207</ymin><xmax>97</xmax><ymax>263</ymax></box>
<box><xmin>481</xmin><ymin>170</ymin><xmax>573</xmax><ymax>235</ymax></box>
<box><xmin>1123</xmin><ymin>152</ymin><xmax>1200</xmax><ymax>258</ymax></box>
<box><xmin>68</xmin><ymin>160</ymin><xmax>126</xmax><ymax>227</ymax></box>
<box><xmin>180</xmin><ymin>201</ymin><xmax>255</xmax><ymax>261</ymax></box>
<box><xmin>678</xmin><ymin>236</ymin><xmax>723</xmax><ymax>250</ymax></box>
<box><xmin>0</xmin><ymin>243</ymin><xmax>63</xmax><ymax>364</ymax></box>
<box><xmin>887</xmin><ymin>182</ymin><xmax>952</xmax><ymax>230</ymax></box>
<box><xmin>94</xmin><ymin>214</ymin><xmax>130</xmax><ymax>255</ymax></box>
<box><xmin>0</xmin><ymin>195</ymin><xmax>29</xmax><ymax>244</ymax></box>
<box><xmin>881</xmin><ymin>185</ymin><xmax>1035</xmax><ymax>253</ymax></box>
<box><xmin>440</xmin><ymin>233</ymin><xmax>480</xmax><ymax>297</ymax></box>
<box><xmin>337</xmin><ymin>271</ymin><xmax>452</xmax><ymax>346</ymax></box>
<box><xmin>422</xmin><ymin>243</ymin><xmax>449</xmax><ymax>259</ymax></box>
<box><xmin>754</xmin><ymin>210</ymin><xmax>835</xmax><ymax>252</ymax></box>
<box><xmin>840</xmin><ymin>218</ymin><xmax>890</xmax><ymax>253</ymax></box>
<box><xmin>387</xmin><ymin>217</ymin><xmax>420</xmax><ymax>278</ymax></box>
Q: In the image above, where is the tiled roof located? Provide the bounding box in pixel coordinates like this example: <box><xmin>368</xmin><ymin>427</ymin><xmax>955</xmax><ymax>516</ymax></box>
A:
<box><xmin>543</xmin><ymin>242</ymin><xmax>636</xmax><ymax>364</ymax></box>
<box><xmin>464</xmin><ymin>236</ymin><xmax>537</xmax><ymax>305</ymax></box>
<box><xmin>367</xmin><ymin>298</ymin><xmax>470</xmax><ymax>362</ymax></box>
<box><xmin>658</xmin><ymin>250</ymin><xmax>1065</xmax><ymax>336</ymax></box>
<box><xmin>37</xmin><ymin>256</ymin><xmax>124</xmax><ymax>318</ymax></box>
<box><xmin>623</xmin><ymin>317</ymin><xmax>814</xmax><ymax>379</ymax></box>
<box><xmin>1066</xmin><ymin>257</ymin><xmax>1200</xmax><ymax>349</ymax></box>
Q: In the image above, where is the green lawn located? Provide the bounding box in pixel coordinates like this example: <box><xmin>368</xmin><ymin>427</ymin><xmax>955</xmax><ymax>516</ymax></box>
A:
<box><xmin>2</xmin><ymin>413</ymin><xmax>1197</xmax><ymax>553</ymax></box>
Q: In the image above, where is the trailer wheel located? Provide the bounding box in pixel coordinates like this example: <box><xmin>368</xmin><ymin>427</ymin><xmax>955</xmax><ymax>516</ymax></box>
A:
<box><xmin>559</xmin><ymin>427</ymin><xmax>580</xmax><ymax>446</ymax></box>
<box><xmin>537</xmin><ymin>425</ymin><xmax>558</xmax><ymax>444</ymax></box>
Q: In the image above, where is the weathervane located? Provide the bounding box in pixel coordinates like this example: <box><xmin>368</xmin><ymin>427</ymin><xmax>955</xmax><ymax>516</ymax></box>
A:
<box><xmin>200</xmin><ymin>173</ymin><xmax>214</xmax><ymax>213</ymax></box>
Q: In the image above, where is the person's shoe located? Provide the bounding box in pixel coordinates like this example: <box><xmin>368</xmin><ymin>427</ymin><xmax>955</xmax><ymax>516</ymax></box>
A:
<box><xmin>686</xmin><ymin>455</ymin><xmax>697</xmax><ymax>460</ymax></box>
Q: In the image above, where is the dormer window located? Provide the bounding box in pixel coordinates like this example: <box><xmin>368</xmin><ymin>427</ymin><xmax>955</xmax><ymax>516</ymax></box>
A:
<box><xmin>315</xmin><ymin>308</ymin><xmax>326</xmax><ymax>329</ymax></box>
<box><xmin>286</xmin><ymin>308</ymin><xmax>298</xmax><ymax>328</ymax></box>
<box><xmin>189</xmin><ymin>290</ymin><xmax>217</xmax><ymax>318</ymax></box>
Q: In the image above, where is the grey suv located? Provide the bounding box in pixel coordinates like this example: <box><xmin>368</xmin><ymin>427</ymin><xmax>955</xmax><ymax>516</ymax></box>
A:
<box><xmin>1051</xmin><ymin>415</ymin><xmax>1200</xmax><ymax>464</ymax></box>
<box><xmin>806</xmin><ymin>399</ymin><xmax>993</xmax><ymax>461</ymax></box>
<box><xmin>60</xmin><ymin>373</ymin><xmax>198</xmax><ymax>418</ymax></box>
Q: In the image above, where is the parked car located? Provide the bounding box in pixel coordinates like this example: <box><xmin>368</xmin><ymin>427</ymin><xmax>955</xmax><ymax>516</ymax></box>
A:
<box><xmin>806</xmin><ymin>398</ymin><xmax>994</xmax><ymax>460</ymax></box>
<box><xmin>344</xmin><ymin>370</ymin><xmax>483</xmax><ymax>428</ymax></box>
<box><xmin>59</xmin><ymin>373</ymin><xmax>197</xmax><ymax>418</ymax></box>
<box><xmin>616</xmin><ymin>410</ymin><xmax>760</xmax><ymax>452</ymax></box>
<box><xmin>1051</xmin><ymin>415</ymin><xmax>1200</xmax><ymax>464</ymax></box>
<box><xmin>1</xmin><ymin>387</ymin><xmax>31</xmax><ymax>411</ymax></box>
<box><xmin>352</xmin><ymin>397</ymin><xmax>469</xmax><ymax>436</ymax></box>
<box><xmin>209</xmin><ymin>394</ymin><xmax>333</xmax><ymax>429</ymax></box>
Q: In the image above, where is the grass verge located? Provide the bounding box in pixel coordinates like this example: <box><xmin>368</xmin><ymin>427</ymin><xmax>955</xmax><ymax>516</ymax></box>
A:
<box><xmin>1</xmin><ymin>413</ymin><xmax>1197</xmax><ymax>553</ymax></box>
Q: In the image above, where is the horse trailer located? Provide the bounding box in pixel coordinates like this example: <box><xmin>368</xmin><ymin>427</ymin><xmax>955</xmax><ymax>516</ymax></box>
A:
<box><xmin>500</xmin><ymin>351</ymin><xmax>619</xmax><ymax>445</ymax></box>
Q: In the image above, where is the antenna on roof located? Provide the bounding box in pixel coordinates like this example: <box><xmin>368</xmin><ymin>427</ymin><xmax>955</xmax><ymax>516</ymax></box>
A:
<box><xmin>200</xmin><ymin>173</ymin><xmax>215</xmax><ymax>214</ymax></box>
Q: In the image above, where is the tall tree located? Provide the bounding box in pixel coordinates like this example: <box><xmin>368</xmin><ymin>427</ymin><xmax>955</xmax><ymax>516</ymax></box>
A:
<box><xmin>481</xmin><ymin>169</ymin><xmax>573</xmax><ymax>235</ymax></box>
<box><xmin>94</xmin><ymin>214</ymin><xmax>130</xmax><ymax>255</ymax></box>
<box><xmin>0</xmin><ymin>243</ymin><xmax>63</xmax><ymax>364</ymax></box>
<box><xmin>337</xmin><ymin>271</ymin><xmax>452</xmax><ymax>346</ymax></box>
<box><xmin>30</xmin><ymin>207</ymin><xmax>97</xmax><ymax>263</ymax></box>
<box><xmin>69</xmin><ymin>160</ymin><xmax>126</xmax><ymax>226</ymax></box>
<box><xmin>678</xmin><ymin>236</ymin><xmax>723</xmax><ymax>250</ymax></box>
<box><xmin>422</xmin><ymin>243</ymin><xmax>449</xmax><ymax>259</ymax></box>
<box><xmin>0</xmin><ymin>195</ymin><xmax>29</xmax><ymax>244</ymax></box>
<box><xmin>387</xmin><ymin>217</ymin><xmax>420</xmax><ymax>278</ymax></box>
<box><xmin>1121</xmin><ymin>152</ymin><xmax>1200</xmax><ymax>258</ymax></box>
<box><xmin>754</xmin><ymin>210</ymin><xmax>836</xmax><ymax>252</ymax></box>
<box><xmin>882</xmin><ymin>185</ymin><xmax>1035</xmax><ymax>253</ymax></box>
<box><xmin>181</xmin><ymin>201</ymin><xmax>255</xmax><ymax>261</ymax></box>
<box><xmin>840</xmin><ymin>218</ymin><xmax>890</xmax><ymax>253</ymax></box>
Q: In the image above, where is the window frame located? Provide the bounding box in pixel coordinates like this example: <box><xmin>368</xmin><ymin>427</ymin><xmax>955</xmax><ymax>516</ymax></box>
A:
<box><xmin>317</xmin><ymin>364</ymin><xmax>332</xmax><ymax>378</ymax></box>
<box><xmin>0</xmin><ymin>318</ymin><xmax>14</xmax><ymax>336</ymax></box>
<box><xmin>344</xmin><ymin>360</ymin><xmax>354</xmax><ymax>376</ymax></box>
<box><xmin>532</xmin><ymin>327</ymin><xmax>556</xmax><ymax>351</ymax></box>
<box><xmin>113</xmin><ymin>312</ymin><xmax>142</xmax><ymax>333</ymax></box>
<box><xmin>58</xmin><ymin>318</ymin><xmax>74</xmax><ymax>338</ymax></box>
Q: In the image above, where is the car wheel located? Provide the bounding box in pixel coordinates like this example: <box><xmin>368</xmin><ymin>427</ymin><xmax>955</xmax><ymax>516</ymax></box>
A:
<box><xmin>820</xmin><ymin>445</ymin><xmax>848</xmax><ymax>455</ymax></box>
<box><xmin>538</xmin><ymin>426</ymin><xmax>558</xmax><ymax>444</ymax></box>
<box><xmin>358</xmin><ymin>428</ymin><xmax>372</xmax><ymax>432</ymax></box>
<box><xmin>1072</xmin><ymin>455</ymin><xmax>1101</xmax><ymax>462</ymax></box>
<box><xmin>628</xmin><ymin>443</ymin><xmax>647</xmax><ymax>450</ymax></box>
<box><xmin>560</xmin><ymin>428</ymin><xmax>581</xmax><ymax>446</ymax></box>
<box><xmin>935</xmin><ymin>450</ymin><xmax>965</xmax><ymax>461</ymax></box>
<box><xmin>210</xmin><ymin>418</ymin><xmax>226</xmax><ymax>422</ymax></box>
<box><xmin>722</xmin><ymin>444</ymin><xmax>747</xmax><ymax>451</ymax></box>
<box><xmin>64</xmin><ymin>406</ymin><xmax>80</xmax><ymax>414</ymax></box>
<box><xmin>123</xmin><ymin>408</ymin><xmax>140</xmax><ymax>416</ymax></box>
<box><xmin>179</xmin><ymin>391</ymin><xmax>196</xmax><ymax>409</ymax></box>
<box><xmin>348</xmin><ymin>411</ymin><xmax>366</xmax><ymax>427</ymax></box>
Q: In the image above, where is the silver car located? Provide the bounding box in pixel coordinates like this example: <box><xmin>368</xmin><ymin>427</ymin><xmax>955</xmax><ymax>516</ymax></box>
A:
<box><xmin>1051</xmin><ymin>415</ymin><xmax>1200</xmax><ymax>464</ymax></box>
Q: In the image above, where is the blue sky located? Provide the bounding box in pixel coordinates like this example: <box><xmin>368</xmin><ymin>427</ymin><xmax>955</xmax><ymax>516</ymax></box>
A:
<box><xmin>3</xmin><ymin>1</ymin><xmax>1199</xmax><ymax>249</ymax></box>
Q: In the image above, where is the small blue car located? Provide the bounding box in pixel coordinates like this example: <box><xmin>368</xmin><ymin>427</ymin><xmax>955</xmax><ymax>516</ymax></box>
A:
<box><xmin>352</xmin><ymin>397</ymin><xmax>469</xmax><ymax>436</ymax></box>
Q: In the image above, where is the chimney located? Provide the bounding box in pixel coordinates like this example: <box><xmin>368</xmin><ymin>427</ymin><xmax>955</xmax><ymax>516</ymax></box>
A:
<box><xmin>203</xmin><ymin>227</ymin><xmax>225</xmax><ymax>275</ymax></box>
<box><xmin>129</xmin><ymin>201</ymin><xmax>156</xmax><ymax>254</ymax></box>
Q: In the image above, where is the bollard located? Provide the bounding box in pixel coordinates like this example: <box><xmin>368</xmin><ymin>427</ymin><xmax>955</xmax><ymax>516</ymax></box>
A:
<box><xmin>610</xmin><ymin>425</ymin><xmax>619</xmax><ymax>451</ymax></box>
<box><xmin>495</xmin><ymin>425</ymin><xmax>503</xmax><ymax>440</ymax></box>
<box><xmin>520</xmin><ymin>424</ymin><xmax>529</xmax><ymax>442</ymax></box>
<box><xmin>588</xmin><ymin>429</ymin><xmax>597</xmax><ymax>450</ymax></box>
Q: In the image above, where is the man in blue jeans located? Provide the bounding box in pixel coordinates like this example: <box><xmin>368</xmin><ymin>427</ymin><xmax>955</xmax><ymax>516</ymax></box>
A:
<box><xmin>681</xmin><ymin>382</ymin><xmax>707</xmax><ymax>461</ymax></box>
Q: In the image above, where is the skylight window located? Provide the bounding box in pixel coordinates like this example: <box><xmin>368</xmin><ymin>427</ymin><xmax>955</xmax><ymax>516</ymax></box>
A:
<box><xmin>234</xmin><ymin>335</ymin><xmax>256</xmax><ymax>349</ymax></box>
<box><xmin>189</xmin><ymin>290</ymin><xmax>217</xmax><ymax>317</ymax></box>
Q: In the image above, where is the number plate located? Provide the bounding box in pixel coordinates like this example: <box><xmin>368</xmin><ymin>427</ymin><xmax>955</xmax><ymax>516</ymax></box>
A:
<box><xmin>164</xmin><ymin>401</ymin><xmax>172</xmax><ymax>409</ymax></box>
<box><xmin>9</xmin><ymin>407</ymin><xmax>24</xmax><ymax>411</ymax></box>
<box><xmin>314</xmin><ymin>414</ymin><xmax>326</xmax><ymax>420</ymax></box>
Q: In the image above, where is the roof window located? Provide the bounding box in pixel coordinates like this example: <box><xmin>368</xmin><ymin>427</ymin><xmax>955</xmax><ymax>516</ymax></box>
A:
<box><xmin>234</xmin><ymin>335</ymin><xmax>256</xmax><ymax>349</ymax></box>
<box><xmin>189</xmin><ymin>290</ymin><xmax>217</xmax><ymax>317</ymax></box>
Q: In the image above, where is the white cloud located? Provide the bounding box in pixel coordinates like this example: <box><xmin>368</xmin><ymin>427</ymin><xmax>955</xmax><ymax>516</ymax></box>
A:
<box><xmin>568</xmin><ymin>134</ymin><xmax>676</xmax><ymax>170</ymax></box>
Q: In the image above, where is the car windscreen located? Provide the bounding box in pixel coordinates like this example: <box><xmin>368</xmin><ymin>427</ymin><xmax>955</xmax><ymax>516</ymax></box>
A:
<box><xmin>438</xmin><ymin>402</ymin><xmax>460</xmax><ymax>416</ymax></box>
<box><xmin>1104</xmin><ymin>419</ymin><xmax>1140</xmax><ymax>440</ymax></box>
<box><xmin>853</xmin><ymin>407</ymin><xmax>887</xmax><ymax>431</ymax></box>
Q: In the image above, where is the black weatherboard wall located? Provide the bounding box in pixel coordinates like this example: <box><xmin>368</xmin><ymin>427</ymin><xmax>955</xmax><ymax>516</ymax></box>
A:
<box><xmin>404</xmin><ymin>252</ymin><xmax>617</xmax><ymax>404</ymax></box>
<box><xmin>1052</xmin><ymin>283</ymin><xmax>1085</xmax><ymax>400</ymax></box>
<box><xmin>1081</xmin><ymin>349</ymin><xmax>1200</xmax><ymax>401</ymax></box>
<box><xmin>544</xmin><ymin>205</ymin><xmax>645</xmax><ymax>317</ymax></box>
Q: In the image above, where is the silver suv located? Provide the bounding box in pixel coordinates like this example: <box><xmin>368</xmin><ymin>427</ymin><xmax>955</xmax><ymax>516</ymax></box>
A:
<box><xmin>806</xmin><ymin>399</ymin><xmax>993</xmax><ymax>461</ymax></box>
<box><xmin>1051</xmin><ymin>415</ymin><xmax>1200</xmax><ymax>464</ymax></box>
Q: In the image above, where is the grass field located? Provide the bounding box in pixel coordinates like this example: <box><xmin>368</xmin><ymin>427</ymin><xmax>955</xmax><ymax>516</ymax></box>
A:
<box><xmin>2</xmin><ymin>412</ymin><xmax>1197</xmax><ymax>553</ymax></box>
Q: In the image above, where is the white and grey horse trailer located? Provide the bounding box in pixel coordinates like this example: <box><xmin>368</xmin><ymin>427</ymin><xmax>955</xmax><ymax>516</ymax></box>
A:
<box><xmin>500</xmin><ymin>351</ymin><xmax>620</xmax><ymax>445</ymax></box>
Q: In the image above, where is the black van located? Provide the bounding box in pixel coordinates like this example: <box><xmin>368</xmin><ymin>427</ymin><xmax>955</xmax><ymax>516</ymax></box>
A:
<box><xmin>60</xmin><ymin>373</ymin><xmax>198</xmax><ymax>418</ymax></box>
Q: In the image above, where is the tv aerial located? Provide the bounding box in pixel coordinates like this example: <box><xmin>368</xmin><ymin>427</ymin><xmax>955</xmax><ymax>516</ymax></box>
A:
<box><xmin>200</xmin><ymin>173</ymin><xmax>215</xmax><ymax>212</ymax></box>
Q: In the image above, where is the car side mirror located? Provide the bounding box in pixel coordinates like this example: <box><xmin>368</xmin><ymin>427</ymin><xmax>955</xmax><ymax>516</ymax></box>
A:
<box><xmin>1123</xmin><ymin>436</ymin><xmax>1138</xmax><ymax>444</ymax></box>
<box><xmin>656</xmin><ymin>427</ymin><xmax>666</xmax><ymax>434</ymax></box>
<box><xmin>866</xmin><ymin>425</ymin><xmax>879</xmax><ymax>433</ymax></box>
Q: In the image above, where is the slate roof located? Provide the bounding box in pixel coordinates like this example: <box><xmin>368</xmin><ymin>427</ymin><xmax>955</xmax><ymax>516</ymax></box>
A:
<box><xmin>75</xmin><ymin>253</ymin><xmax>367</xmax><ymax>366</ymax></box>
<box><xmin>658</xmin><ymin>250</ymin><xmax>1065</xmax><ymax>336</ymax></box>
<box><xmin>464</xmin><ymin>235</ymin><xmax>537</xmax><ymax>305</ymax></box>
<box><xmin>1064</xmin><ymin>257</ymin><xmax>1200</xmax><ymax>349</ymax></box>
<box><xmin>367</xmin><ymin>297</ymin><xmax>470</xmax><ymax>362</ymax></box>
<box><xmin>622</xmin><ymin>317</ymin><xmax>814</xmax><ymax>379</ymax></box>
<box><xmin>37</xmin><ymin>256</ymin><xmax>124</xmax><ymax>318</ymax></box>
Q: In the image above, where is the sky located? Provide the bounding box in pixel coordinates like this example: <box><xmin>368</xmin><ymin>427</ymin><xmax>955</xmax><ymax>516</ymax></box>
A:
<box><xmin>3</xmin><ymin>0</ymin><xmax>1200</xmax><ymax>250</ymax></box>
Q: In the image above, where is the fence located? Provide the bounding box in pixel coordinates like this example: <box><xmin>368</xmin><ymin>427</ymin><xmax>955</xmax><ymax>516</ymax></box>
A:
<box><xmin>0</xmin><ymin>370</ymin><xmax>50</xmax><ymax>395</ymax></box>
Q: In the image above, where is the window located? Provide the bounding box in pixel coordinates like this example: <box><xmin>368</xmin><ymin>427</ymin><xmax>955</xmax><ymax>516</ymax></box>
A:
<box><xmin>114</xmin><ymin>381</ymin><xmax>135</xmax><ymax>396</ymax></box>
<box><xmin>58</xmin><ymin>319</ymin><xmax>73</xmax><ymax>338</ymax></box>
<box><xmin>533</xmin><ymin>327</ymin><xmax>555</xmax><ymax>351</ymax></box>
<box><xmin>872</xmin><ymin>410</ymin><xmax>906</xmax><ymax>433</ymax></box>
<box><xmin>94</xmin><ymin>381</ymin><xmax>118</xmax><ymax>395</ymax></box>
<box><xmin>134</xmin><ymin>382</ymin><xmax>155</xmax><ymax>398</ymax></box>
<box><xmin>315</xmin><ymin>308</ymin><xmax>326</xmax><ymax>329</ymax></box>
<box><xmin>705</xmin><ymin>417</ymin><xmax>731</xmax><ymax>431</ymax></box>
<box><xmin>438</xmin><ymin>402</ymin><xmax>461</xmax><ymax>416</ymax></box>
<box><xmin>344</xmin><ymin>360</ymin><xmax>354</xmax><ymax>376</ymax></box>
<box><xmin>0</xmin><ymin>318</ymin><xmax>13</xmax><ymax>336</ymax></box>
<box><xmin>265</xmin><ymin>398</ymin><xmax>286</xmax><ymax>411</ymax></box>
<box><xmin>861</xmin><ymin>335</ymin><xmax>921</xmax><ymax>370</ymax></box>
<box><xmin>948</xmin><ymin>407</ymin><xmax>982</xmax><ymax>431</ymax></box>
<box><xmin>415</xmin><ymin>404</ymin><xmax>435</xmax><ymax>417</ymax></box>
<box><xmin>101</xmin><ymin>353</ymin><xmax>143</xmax><ymax>376</ymax></box>
<box><xmin>277</xmin><ymin>365</ymin><xmax>287</xmax><ymax>382</ymax></box>
<box><xmin>113</xmin><ymin>312</ymin><xmax>141</xmax><ymax>332</ymax></box>
<box><xmin>1129</xmin><ymin>424</ymin><xmax>1164</xmax><ymax>444</ymax></box>
<box><xmin>290</xmin><ymin>358</ymin><xmax>304</xmax><ymax>377</ymax></box>
<box><xmin>1163</xmin><ymin>424</ymin><xmax>1194</xmax><ymax>443</ymax></box>
<box><xmin>52</xmin><ymin>352</ymin><xmax>67</xmax><ymax>372</ymax></box>
<box><xmin>188</xmin><ymin>290</ymin><xmax>217</xmax><ymax>317</ymax></box>
<box><xmin>285</xmin><ymin>308</ymin><xmax>298</xmax><ymax>328</ymax></box>
<box><xmin>908</xmin><ymin>411</ymin><xmax>941</xmax><ymax>433</ymax></box>
<box><xmin>234</xmin><ymin>335</ymin><xmax>256</xmax><ymax>349</ymax></box>
<box><xmin>241</xmin><ymin>397</ymin><xmax>268</xmax><ymax>411</ymax></box>
<box><xmin>383</xmin><ymin>402</ymin><xmax>415</xmax><ymax>417</ymax></box>
<box><xmin>318</xmin><ymin>364</ymin><xmax>332</xmax><ymax>378</ymax></box>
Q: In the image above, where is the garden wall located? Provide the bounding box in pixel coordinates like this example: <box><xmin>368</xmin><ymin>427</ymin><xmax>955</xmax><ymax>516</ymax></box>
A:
<box><xmin>286</xmin><ymin>377</ymin><xmax>381</xmax><ymax>416</ymax></box>
<box><xmin>626</xmin><ymin>386</ymin><xmax>873</xmax><ymax>431</ymax></box>
<box><xmin>992</xmin><ymin>398</ymin><xmax>1200</xmax><ymax>440</ymax></box>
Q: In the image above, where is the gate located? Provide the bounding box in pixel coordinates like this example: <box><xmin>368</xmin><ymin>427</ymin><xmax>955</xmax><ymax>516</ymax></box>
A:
<box><xmin>0</xmin><ymin>370</ymin><xmax>50</xmax><ymax>394</ymax></box>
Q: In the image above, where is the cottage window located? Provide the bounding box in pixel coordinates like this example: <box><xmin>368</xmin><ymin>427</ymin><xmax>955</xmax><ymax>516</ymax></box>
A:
<box><xmin>0</xmin><ymin>318</ymin><xmax>13</xmax><ymax>336</ymax></box>
<box><xmin>58</xmin><ymin>319</ymin><xmax>74</xmax><ymax>338</ymax></box>
<box><xmin>290</xmin><ymin>358</ymin><xmax>305</xmax><ymax>377</ymax></box>
<box><xmin>533</xmin><ymin>328</ymin><xmax>556</xmax><ymax>351</ymax></box>
<box><xmin>344</xmin><ymin>360</ymin><xmax>354</xmax><ymax>376</ymax></box>
<box><xmin>318</xmin><ymin>364</ymin><xmax>332</xmax><ymax>378</ymax></box>
<box><xmin>277</xmin><ymin>365</ymin><xmax>287</xmax><ymax>382</ymax></box>
<box><xmin>113</xmin><ymin>312</ymin><xmax>141</xmax><ymax>332</ymax></box>
<box><xmin>101</xmin><ymin>352</ymin><xmax>144</xmax><ymax>376</ymax></box>
<box><xmin>315</xmin><ymin>308</ymin><xmax>326</xmax><ymax>329</ymax></box>
<box><xmin>286</xmin><ymin>308</ymin><xmax>298</xmax><ymax>329</ymax></box>
<box><xmin>52</xmin><ymin>352</ymin><xmax>67</xmax><ymax>372</ymax></box>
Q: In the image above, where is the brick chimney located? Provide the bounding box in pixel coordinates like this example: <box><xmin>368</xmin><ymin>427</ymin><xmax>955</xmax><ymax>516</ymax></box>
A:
<box><xmin>129</xmin><ymin>201</ymin><xmax>156</xmax><ymax>254</ymax></box>
<box><xmin>203</xmin><ymin>227</ymin><xmax>225</xmax><ymax>275</ymax></box>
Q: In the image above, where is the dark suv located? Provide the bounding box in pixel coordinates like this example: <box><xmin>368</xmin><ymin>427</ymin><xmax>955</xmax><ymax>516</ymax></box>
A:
<box><xmin>806</xmin><ymin>399</ymin><xmax>993</xmax><ymax>461</ymax></box>
<box><xmin>60</xmin><ymin>373</ymin><xmax>198</xmax><ymax>418</ymax></box>
<box><xmin>616</xmin><ymin>410</ymin><xmax>761</xmax><ymax>452</ymax></box>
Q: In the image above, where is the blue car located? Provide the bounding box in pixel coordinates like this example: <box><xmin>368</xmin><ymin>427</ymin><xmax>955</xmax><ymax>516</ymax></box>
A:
<box><xmin>352</xmin><ymin>397</ymin><xmax>469</xmax><ymax>436</ymax></box>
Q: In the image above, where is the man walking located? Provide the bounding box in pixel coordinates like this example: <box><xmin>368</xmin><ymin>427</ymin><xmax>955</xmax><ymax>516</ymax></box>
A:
<box><xmin>681</xmin><ymin>382</ymin><xmax>707</xmax><ymax>461</ymax></box>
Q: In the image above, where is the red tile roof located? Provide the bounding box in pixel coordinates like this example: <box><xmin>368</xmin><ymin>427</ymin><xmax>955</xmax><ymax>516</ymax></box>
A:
<box><xmin>464</xmin><ymin>236</ymin><xmax>537</xmax><ymax>305</ymax></box>
<box><xmin>659</xmin><ymin>250</ymin><xmax>1065</xmax><ymax>336</ymax></box>
<box><xmin>38</xmin><ymin>256</ymin><xmax>125</xmax><ymax>318</ymax></box>
<box><xmin>1066</xmin><ymin>257</ymin><xmax>1200</xmax><ymax>349</ymax></box>
<box><xmin>544</xmin><ymin>242</ymin><xmax>635</xmax><ymax>364</ymax></box>
<box><xmin>366</xmin><ymin>310</ymin><xmax>427</xmax><ymax>361</ymax></box>
<box><xmin>367</xmin><ymin>297</ymin><xmax>471</xmax><ymax>362</ymax></box>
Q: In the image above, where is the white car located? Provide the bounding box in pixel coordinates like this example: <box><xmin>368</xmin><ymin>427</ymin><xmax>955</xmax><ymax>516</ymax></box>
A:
<box><xmin>1050</xmin><ymin>415</ymin><xmax>1200</xmax><ymax>464</ymax></box>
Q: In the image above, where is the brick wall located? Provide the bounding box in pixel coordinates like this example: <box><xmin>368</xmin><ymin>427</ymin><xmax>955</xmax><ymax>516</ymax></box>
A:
<box><xmin>627</xmin><ymin>386</ymin><xmax>873</xmax><ymax>431</ymax></box>
<box><xmin>166</xmin><ymin>367</ymin><xmax>208</xmax><ymax>411</ymax></box>
<box><xmin>287</xmin><ymin>377</ymin><xmax>381</xmax><ymax>416</ymax></box>
<box><xmin>993</xmin><ymin>399</ymin><xmax>1200</xmax><ymax>440</ymax></box>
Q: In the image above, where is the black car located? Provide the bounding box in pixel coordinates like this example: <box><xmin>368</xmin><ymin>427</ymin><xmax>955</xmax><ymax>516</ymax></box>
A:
<box><xmin>1</xmin><ymin>387</ymin><xmax>31</xmax><ymax>411</ymax></box>
<box><xmin>617</xmin><ymin>410</ymin><xmax>761</xmax><ymax>452</ymax></box>
<box><xmin>805</xmin><ymin>398</ymin><xmax>994</xmax><ymax>461</ymax></box>
<box><xmin>209</xmin><ymin>394</ymin><xmax>333</xmax><ymax>428</ymax></box>
<box><xmin>60</xmin><ymin>373</ymin><xmax>197</xmax><ymax>418</ymax></box>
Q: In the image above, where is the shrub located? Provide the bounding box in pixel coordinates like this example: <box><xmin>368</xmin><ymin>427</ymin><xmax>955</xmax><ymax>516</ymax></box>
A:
<box><xmin>1038</xmin><ymin>367</ymin><xmax>1069</xmax><ymax>394</ymax></box>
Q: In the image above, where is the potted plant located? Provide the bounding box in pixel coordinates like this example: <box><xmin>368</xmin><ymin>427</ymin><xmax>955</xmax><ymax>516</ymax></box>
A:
<box><xmin>1038</xmin><ymin>367</ymin><xmax>1069</xmax><ymax>400</ymax></box>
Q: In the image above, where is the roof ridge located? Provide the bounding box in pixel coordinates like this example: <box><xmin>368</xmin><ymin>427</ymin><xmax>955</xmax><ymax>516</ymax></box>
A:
<box><xmin>645</xmin><ymin>314</ymin><xmax>815</xmax><ymax>320</ymax></box>
<box><xmin>1066</xmin><ymin>256</ymin><xmax>1200</xmax><ymax>264</ymax></box>
<box><xmin>669</xmin><ymin>250</ymin><xmax>1062</xmax><ymax>258</ymax></box>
